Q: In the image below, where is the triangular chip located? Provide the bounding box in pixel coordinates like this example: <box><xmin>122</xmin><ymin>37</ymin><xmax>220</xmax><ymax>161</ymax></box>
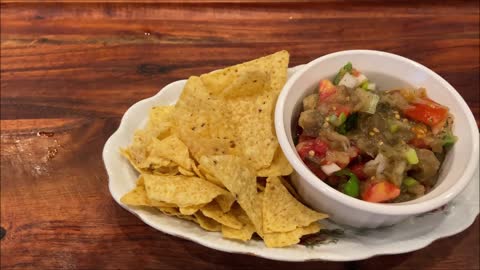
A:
<box><xmin>156</xmin><ymin>207</ymin><xmax>181</xmax><ymax>216</ymax></box>
<box><xmin>120</xmin><ymin>180</ymin><xmax>175</xmax><ymax>208</ymax></box>
<box><xmin>263</xmin><ymin>176</ymin><xmax>327</xmax><ymax>233</ymax></box>
<box><xmin>173</xmin><ymin>76</ymin><xmax>237</xmax><ymax>161</ymax></box>
<box><xmin>178</xmin><ymin>166</ymin><xmax>195</xmax><ymax>177</ymax></box>
<box><xmin>200</xmin><ymin>50</ymin><xmax>289</xmax><ymax>96</ymax></box>
<box><xmin>147</xmin><ymin>106</ymin><xmax>173</xmax><ymax>129</ymax></box>
<box><xmin>147</xmin><ymin>136</ymin><xmax>192</xmax><ymax>170</ymax></box>
<box><xmin>214</xmin><ymin>194</ymin><xmax>235</xmax><ymax>213</ymax></box>
<box><xmin>221</xmin><ymin>70</ymin><xmax>270</xmax><ymax>98</ymax></box>
<box><xmin>174</xmin><ymin>51</ymin><xmax>289</xmax><ymax>169</ymax></box>
<box><xmin>179</xmin><ymin>204</ymin><xmax>204</xmax><ymax>215</ymax></box>
<box><xmin>191</xmin><ymin>162</ymin><xmax>204</xmax><ymax>179</ymax></box>
<box><xmin>257</xmin><ymin>147</ymin><xmax>293</xmax><ymax>177</ymax></box>
<box><xmin>263</xmin><ymin>222</ymin><xmax>321</xmax><ymax>248</ymax></box>
<box><xmin>120</xmin><ymin>184</ymin><xmax>151</xmax><ymax>206</ymax></box>
<box><xmin>194</xmin><ymin>212</ymin><xmax>221</xmax><ymax>232</ymax></box>
<box><xmin>201</xmin><ymin>202</ymin><xmax>243</xmax><ymax>229</ymax></box>
<box><xmin>143</xmin><ymin>174</ymin><xmax>231</xmax><ymax>208</ymax></box>
<box><xmin>198</xmin><ymin>155</ymin><xmax>263</xmax><ymax>235</ymax></box>
<box><xmin>146</xmin><ymin>105</ymin><xmax>174</xmax><ymax>140</ymax></box>
<box><xmin>221</xmin><ymin>204</ymin><xmax>256</xmax><ymax>242</ymax></box>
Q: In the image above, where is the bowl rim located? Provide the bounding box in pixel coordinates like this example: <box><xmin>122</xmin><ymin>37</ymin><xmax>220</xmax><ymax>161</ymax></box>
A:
<box><xmin>275</xmin><ymin>49</ymin><xmax>480</xmax><ymax>216</ymax></box>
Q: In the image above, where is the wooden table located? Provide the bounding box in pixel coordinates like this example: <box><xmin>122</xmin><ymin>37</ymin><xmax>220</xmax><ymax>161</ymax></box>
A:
<box><xmin>1</xmin><ymin>1</ymin><xmax>479</xmax><ymax>269</ymax></box>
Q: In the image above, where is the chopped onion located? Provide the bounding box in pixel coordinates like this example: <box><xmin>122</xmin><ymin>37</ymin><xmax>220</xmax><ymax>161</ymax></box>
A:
<box><xmin>364</xmin><ymin>93</ymin><xmax>379</xmax><ymax>114</ymax></box>
<box><xmin>338</xmin><ymin>73</ymin><xmax>358</xmax><ymax>89</ymax></box>
<box><xmin>321</xmin><ymin>163</ymin><xmax>342</xmax><ymax>176</ymax></box>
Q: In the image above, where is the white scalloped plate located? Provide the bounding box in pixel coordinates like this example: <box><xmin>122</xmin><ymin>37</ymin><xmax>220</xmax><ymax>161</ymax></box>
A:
<box><xmin>103</xmin><ymin>65</ymin><xmax>479</xmax><ymax>261</ymax></box>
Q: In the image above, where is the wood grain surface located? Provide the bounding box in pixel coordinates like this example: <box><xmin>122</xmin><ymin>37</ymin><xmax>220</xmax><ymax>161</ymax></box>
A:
<box><xmin>1</xmin><ymin>1</ymin><xmax>479</xmax><ymax>269</ymax></box>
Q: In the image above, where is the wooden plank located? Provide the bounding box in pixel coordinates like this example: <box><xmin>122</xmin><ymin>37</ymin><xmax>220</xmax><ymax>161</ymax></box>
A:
<box><xmin>1</xmin><ymin>2</ymin><xmax>479</xmax><ymax>269</ymax></box>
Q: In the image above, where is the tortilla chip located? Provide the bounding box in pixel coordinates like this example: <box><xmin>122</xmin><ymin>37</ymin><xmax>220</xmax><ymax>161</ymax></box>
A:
<box><xmin>179</xmin><ymin>204</ymin><xmax>204</xmax><ymax>215</ymax></box>
<box><xmin>197</xmin><ymin>164</ymin><xmax>225</xmax><ymax>188</ymax></box>
<box><xmin>136</xmin><ymin>176</ymin><xmax>145</xmax><ymax>187</ymax></box>
<box><xmin>174</xmin><ymin>51</ymin><xmax>289</xmax><ymax>170</ymax></box>
<box><xmin>120</xmin><ymin>184</ymin><xmax>151</xmax><ymax>206</ymax></box>
<box><xmin>173</xmin><ymin>76</ymin><xmax>236</xmax><ymax>161</ymax></box>
<box><xmin>121</xmin><ymin>181</ymin><xmax>175</xmax><ymax>208</ymax></box>
<box><xmin>147</xmin><ymin>106</ymin><xmax>174</xmax><ymax>128</ymax></box>
<box><xmin>221</xmin><ymin>204</ymin><xmax>256</xmax><ymax>242</ymax></box>
<box><xmin>257</xmin><ymin>147</ymin><xmax>293</xmax><ymax>177</ymax></box>
<box><xmin>146</xmin><ymin>105</ymin><xmax>174</xmax><ymax>140</ymax></box>
<box><xmin>149</xmin><ymin>199</ymin><xmax>176</xmax><ymax>208</ymax></box>
<box><xmin>156</xmin><ymin>207</ymin><xmax>181</xmax><ymax>216</ymax></box>
<box><xmin>178</xmin><ymin>166</ymin><xmax>195</xmax><ymax>176</ymax></box>
<box><xmin>200</xmin><ymin>50</ymin><xmax>289</xmax><ymax>96</ymax></box>
<box><xmin>221</xmin><ymin>70</ymin><xmax>270</xmax><ymax>98</ymax></box>
<box><xmin>191</xmin><ymin>162</ymin><xmax>205</xmax><ymax>179</ymax></box>
<box><xmin>225</xmin><ymin>92</ymin><xmax>277</xmax><ymax>170</ymax></box>
<box><xmin>263</xmin><ymin>222</ymin><xmax>321</xmax><ymax>248</ymax></box>
<box><xmin>147</xmin><ymin>136</ymin><xmax>192</xmax><ymax>170</ymax></box>
<box><xmin>143</xmin><ymin>174</ymin><xmax>231</xmax><ymax>208</ymax></box>
<box><xmin>201</xmin><ymin>202</ymin><xmax>243</xmax><ymax>229</ymax></box>
<box><xmin>263</xmin><ymin>176</ymin><xmax>328</xmax><ymax>233</ymax></box>
<box><xmin>198</xmin><ymin>155</ymin><xmax>263</xmax><ymax>235</ymax></box>
<box><xmin>214</xmin><ymin>194</ymin><xmax>236</xmax><ymax>213</ymax></box>
<box><xmin>280</xmin><ymin>177</ymin><xmax>303</xmax><ymax>203</ymax></box>
<box><xmin>194</xmin><ymin>212</ymin><xmax>222</xmax><ymax>232</ymax></box>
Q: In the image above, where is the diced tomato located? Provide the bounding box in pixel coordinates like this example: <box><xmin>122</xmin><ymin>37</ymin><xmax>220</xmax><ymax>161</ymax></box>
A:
<box><xmin>332</xmin><ymin>104</ymin><xmax>351</xmax><ymax>117</ymax></box>
<box><xmin>313</xmin><ymin>138</ymin><xmax>329</xmax><ymax>156</ymax></box>
<box><xmin>296</xmin><ymin>139</ymin><xmax>329</xmax><ymax>160</ymax></box>
<box><xmin>318</xmin><ymin>80</ymin><xmax>337</xmax><ymax>101</ymax></box>
<box><xmin>351</xmin><ymin>69</ymin><xmax>360</xmax><ymax>77</ymax></box>
<box><xmin>296</xmin><ymin>140</ymin><xmax>315</xmax><ymax>160</ymax></box>
<box><xmin>362</xmin><ymin>181</ymin><xmax>401</xmax><ymax>203</ymax></box>
<box><xmin>349</xmin><ymin>163</ymin><xmax>368</xmax><ymax>180</ymax></box>
<box><xmin>409</xmin><ymin>138</ymin><xmax>430</xmax><ymax>149</ymax></box>
<box><xmin>403</xmin><ymin>98</ymin><xmax>448</xmax><ymax>129</ymax></box>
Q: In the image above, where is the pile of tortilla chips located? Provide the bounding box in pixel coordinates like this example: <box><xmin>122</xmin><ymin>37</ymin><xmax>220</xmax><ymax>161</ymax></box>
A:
<box><xmin>120</xmin><ymin>51</ymin><xmax>328</xmax><ymax>248</ymax></box>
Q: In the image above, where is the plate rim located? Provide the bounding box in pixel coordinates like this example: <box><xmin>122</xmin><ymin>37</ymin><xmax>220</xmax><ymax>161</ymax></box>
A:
<box><xmin>103</xmin><ymin>65</ymin><xmax>479</xmax><ymax>262</ymax></box>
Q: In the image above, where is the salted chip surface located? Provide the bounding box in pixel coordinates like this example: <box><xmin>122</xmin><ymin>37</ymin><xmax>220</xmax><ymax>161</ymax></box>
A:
<box><xmin>214</xmin><ymin>194</ymin><xmax>235</xmax><ymax>213</ymax></box>
<box><xmin>221</xmin><ymin>204</ymin><xmax>256</xmax><ymax>242</ymax></box>
<box><xmin>263</xmin><ymin>222</ymin><xmax>321</xmax><ymax>248</ymax></box>
<box><xmin>257</xmin><ymin>147</ymin><xmax>293</xmax><ymax>177</ymax></box>
<box><xmin>173</xmin><ymin>51</ymin><xmax>289</xmax><ymax>169</ymax></box>
<box><xmin>201</xmin><ymin>202</ymin><xmax>243</xmax><ymax>229</ymax></box>
<box><xmin>156</xmin><ymin>207</ymin><xmax>181</xmax><ymax>216</ymax></box>
<box><xmin>120</xmin><ymin>184</ymin><xmax>151</xmax><ymax>206</ymax></box>
<box><xmin>143</xmin><ymin>174</ymin><xmax>231</xmax><ymax>208</ymax></box>
<box><xmin>221</xmin><ymin>70</ymin><xmax>270</xmax><ymax>98</ymax></box>
<box><xmin>146</xmin><ymin>105</ymin><xmax>174</xmax><ymax>140</ymax></box>
<box><xmin>173</xmin><ymin>76</ymin><xmax>236</xmax><ymax>160</ymax></box>
<box><xmin>198</xmin><ymin>155</ymin><xmax>263</xmax><ymax>234</ymax></box>
<box><xmin>120</xmin><ymin>180</ymin><xmax>175</xmax><ymax>208</ymax></box>
<box><xmin>200</xmin><ymin>50</ymin><xmax>289</xmax><ymax>96</ymax></box>
<box><xmin>263</xmin><ymin>176</ymin><xmax>328</xmax><ymax>233</ymax></box>
<box><xmin>178</xmin><ymin>166</ymin><xmax>195</xmax><ymax>176</ymax></box>
<box><xmin>179</xmin><ymin>204</ymin><xmax>204</xmax><ymax>215</ymax></box>
<box><xmin>147</xmin><ymin>136</ymin><xmax>192</xmax><ymax>170</ymax></box>
<box><xmin>194</xmin><ymin>212</ymin><xmax>222</xmax><ymax>232</ymax></box>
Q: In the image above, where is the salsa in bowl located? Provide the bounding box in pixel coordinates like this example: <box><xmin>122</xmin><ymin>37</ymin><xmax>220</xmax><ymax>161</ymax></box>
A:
<box><xmin>295</xmin><ymin>62</ymin><xmax>457</xmax><ymax>203</ymax></box>
<box><xmin>275</xmin><ymin>50</ymin><xmax>479</xmax><ymax>228</ymax></box>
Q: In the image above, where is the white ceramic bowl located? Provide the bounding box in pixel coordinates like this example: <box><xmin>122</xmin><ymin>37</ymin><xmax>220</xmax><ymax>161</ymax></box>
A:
<box><xmin>275</xmin><ymin>50</ymin><xmax>479</xmax><ymax>228</ymax></box>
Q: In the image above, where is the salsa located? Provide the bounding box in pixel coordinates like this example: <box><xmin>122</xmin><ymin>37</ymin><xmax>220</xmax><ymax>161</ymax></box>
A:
<box><xmin>295</xmin><ymin>63</ymin><xmax>457</xmax><ymax>203</ymax></box>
